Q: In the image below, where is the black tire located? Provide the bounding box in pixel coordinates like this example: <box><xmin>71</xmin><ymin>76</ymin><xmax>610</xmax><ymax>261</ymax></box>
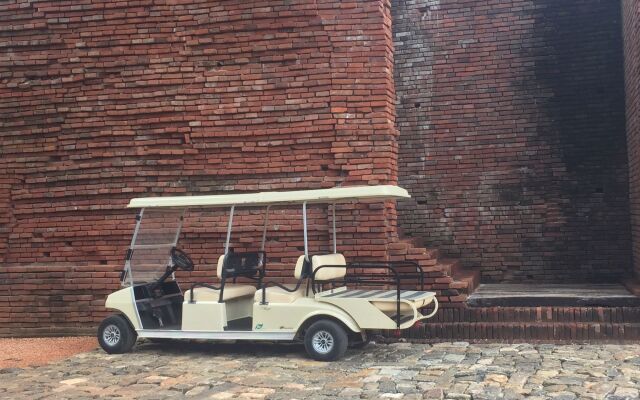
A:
<box><xmin>303</xmin><ymin>320</ymin><xmax>348</xmax><ymax>361</ymax></box>
<box><xmin>98</xmin><ymin>314</ymin><xmax>137</xmax><ymax>354</ymax></box>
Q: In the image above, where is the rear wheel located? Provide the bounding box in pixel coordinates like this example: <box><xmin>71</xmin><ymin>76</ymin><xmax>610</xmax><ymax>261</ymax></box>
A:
<box><xmin>303</xmin><ymin>320</ymin><xmax>348</xmax><ymax>361</ymax></box>
<box><xmin>98</xmin><ymin>314</ymin><xmax>137</xmax><ymax>354</ymax></box>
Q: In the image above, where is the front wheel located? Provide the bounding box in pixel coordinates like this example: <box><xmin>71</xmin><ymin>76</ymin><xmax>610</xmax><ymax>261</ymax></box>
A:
<box><xmin>98</xmin><ymin>314</ymin><xmax>137</xmax><ymax>354</ymax></box>
<box><xmin>303</xmin><ymin>320</ymin><xmax>348</xmax><ymax>361</ymax></box>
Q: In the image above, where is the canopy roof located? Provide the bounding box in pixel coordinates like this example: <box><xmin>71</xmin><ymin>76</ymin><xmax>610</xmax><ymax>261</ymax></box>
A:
<box><xmin>127</xmin><ymin>185</ymin><xmax>410</xmax><ymax>209</ymax></box>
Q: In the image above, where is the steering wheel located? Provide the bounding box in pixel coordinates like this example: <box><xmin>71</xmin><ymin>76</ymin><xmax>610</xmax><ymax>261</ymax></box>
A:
<box><xmin>170</xmin><ymin>248</ymin><xmax>195</xmax><ymax>271</ymax></box>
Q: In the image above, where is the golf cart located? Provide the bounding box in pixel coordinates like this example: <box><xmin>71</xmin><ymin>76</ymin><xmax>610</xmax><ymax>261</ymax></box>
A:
<box><xmin>99</xmin><ymin>185</ymin><xmax>438</xmax><ymax>361</ymax></box>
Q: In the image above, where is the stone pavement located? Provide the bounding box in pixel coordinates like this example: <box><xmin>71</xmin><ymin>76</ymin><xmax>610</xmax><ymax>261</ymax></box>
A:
<box><xmin>1</xmin><ymin>340</ymin><xmax>639</xmax><ymax>399</ymax></box>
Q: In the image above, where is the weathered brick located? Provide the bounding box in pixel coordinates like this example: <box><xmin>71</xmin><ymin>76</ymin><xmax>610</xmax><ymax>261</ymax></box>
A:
<box><xmin>394</xmin><ymin>0</ymin><xmax>631</xmax><ymax>283</ymax></box>
<box><xmin>0</xmin><ymin>0</ymin><xmax>459</xmax><ymax>336</ymax></box>
<box><xmin>1</xmin><ymin>0</ymin><xmax>638</xmax><ymax>342</ymax></box>
<box><xmin>623</xmin><ymin>0</ymin><xmax>640</xmax><ymax>278</ymax></box>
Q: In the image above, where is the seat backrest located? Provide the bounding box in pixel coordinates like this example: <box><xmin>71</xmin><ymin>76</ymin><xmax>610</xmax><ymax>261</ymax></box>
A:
<box><xmin>216</xmin><ymin>251</ymin><xmax>264</xmax><ymax>279</ymax></box>
<box><xmin>216</xmin><ymin>255</ymin><xmax>225</xmax><ymax>279</ymax></box>
<box><xmin>311</xmin><ymin>253</ymin><xmax>346</xmax><ymax>281</ymax></box>
<box><xmin>294</xmin><ymin>255</ymin><xmax>311</xmax><ymax>280</ymax></box>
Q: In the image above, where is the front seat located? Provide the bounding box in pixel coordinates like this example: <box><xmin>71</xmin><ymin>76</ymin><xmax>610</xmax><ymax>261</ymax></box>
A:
<box><xmin>185</xmin><ymin>255</ymin><xmax>257</xmax><ymax>303</ymax></box>
<box><xmin>254</xmin><ymin>255</ymin><xmax>309</xmax><ymax>304</ymax></box>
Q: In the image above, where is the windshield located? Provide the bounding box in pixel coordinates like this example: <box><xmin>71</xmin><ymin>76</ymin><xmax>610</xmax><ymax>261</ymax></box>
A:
<box><xmin>127</xmin><ymin>208</ymin><xmax>183</xmax><ymax>284</ymax></box>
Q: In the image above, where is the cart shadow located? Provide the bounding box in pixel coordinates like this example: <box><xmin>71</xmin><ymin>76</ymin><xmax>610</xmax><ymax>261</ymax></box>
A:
<box><xmin>134</xmin><ymin>339</ymin><xmax>307</xmax><ymax>358</ymax></box>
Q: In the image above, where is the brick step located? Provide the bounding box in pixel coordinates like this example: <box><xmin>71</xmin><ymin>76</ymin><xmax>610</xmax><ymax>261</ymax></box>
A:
<box><xmin>624</xmin><ymin>278</ymin><xmax>640</xmax><ymax>296</ymax></box>
<box><xmin>434</xmin><ymin>258</ymin><xmax>461</xmax><ymax>276</ymax></box>
<box><xmin>391</xmin><ymin>305</ymin><xmax>640</xmax><ymax>341</ymax></box>
<box><xmin>405</xmin><ymin>236</ymin><xmax>425</xmax><ymax>249</ymax></box>
<box><xmin>402</xmin><ymin>322</ymin><xmax>640</xmax><ymax>342</ymax></box>
<box><xmin>450</xmin><ymin>269</ymin><xmax>481</xmax><ymax>295</ymax></box>
<box><xmin>395</xmin><ymin>226</ymin><xmax>417</xmax><ymax>242</ymax></box>
<box><xmin>429</xmin><ymin>305</ymin><xmax>640</xmax><ymax>323</ymax></box>
<box><xmin>406</xmin><ymin>246</ymin><xmax>439</xmax><ymax>258</ymax></box>
<box><xmin>393</xmin><ymin>239</ymin><xmax>438</xmax><ymax>256</ymax></box>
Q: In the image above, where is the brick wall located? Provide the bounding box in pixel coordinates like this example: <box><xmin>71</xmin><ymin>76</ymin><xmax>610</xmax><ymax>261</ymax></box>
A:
<box><xmin>406</xmin><ymin>306</ymin><xmax>640</xmax><ymax>342</ymax></box>
<box><xmin>0</xmin><ymin>0</ymin><xmax>637</xmax><ymax>339</ymax></box>
<box><xmin>393</xmin><ymin>0</ymin><xmax>632</xmax><ymax>282</ymax></box>
<box><xmin>0</xmin><ymin>0</ymin><xmax>417</xmax><ymax>336</ymax></box>
<box><xmin>623</xmin><ymin>0</ymin><xmax>640</xmax><ymax>278</ymax></box>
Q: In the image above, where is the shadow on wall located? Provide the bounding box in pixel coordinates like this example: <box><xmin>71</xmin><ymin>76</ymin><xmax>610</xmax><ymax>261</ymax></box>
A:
<box><xmin>527</xmin><ymin>0</ymin><xmax>631</xmax><ymax>282</ymax></box>
<box><xmin>393</xmin><ymin>0</ymin><xmax>632</xmax><ymax>283</ymax></box>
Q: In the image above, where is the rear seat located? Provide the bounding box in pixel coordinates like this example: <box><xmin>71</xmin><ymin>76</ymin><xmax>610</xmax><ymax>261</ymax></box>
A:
<box><xmin>312</xmin><ymin>254</ymin><xmax>431</xmax><ymax>313</ymax></box>
<box><xmin>311</xmin><ymin>253</ymin><xmax>347</xmax><ymax>281</ymax></box>
<box><xmin>254</xmin><ymin>255</ymin><xmax>308</xmax><ymax>303</ymax></box>
<box><xmin>185</xmin><ymin>255</ymin><xmax>256</xmax><ymax>302</ymax></box>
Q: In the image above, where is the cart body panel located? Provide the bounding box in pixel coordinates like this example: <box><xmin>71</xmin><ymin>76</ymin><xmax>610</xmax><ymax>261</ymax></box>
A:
<box><xmin>316</xmin><ymin>288</ymin><xmax>437</xmax><ymax>329</ymax></box>
<box><xmin>105</xmin><ymin>287</ymin><xmax>141</xmax><ymax>330</ymax></box>
<box><xmin>253</xmin><ymin>297</ymin><xmax>361</xmax><ymax>334</ymax></box>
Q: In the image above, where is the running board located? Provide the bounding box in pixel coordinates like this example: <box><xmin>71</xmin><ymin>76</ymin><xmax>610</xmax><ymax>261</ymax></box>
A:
<box><xmin>137</xmin><ymin>329</ymin><xmax>296</xmax><ymax>341</ymax></box>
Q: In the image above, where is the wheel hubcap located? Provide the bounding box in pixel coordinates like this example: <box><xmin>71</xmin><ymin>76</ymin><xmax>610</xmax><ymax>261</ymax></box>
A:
<box><xmin>103</xmin><ymin>324</ymin><xmax>121</xmax><ymax>346</ymax></box>
<box><xmin>311</xmin><ymin>330</ymin><xmax>334</xmax><ymax>354</ymax></box>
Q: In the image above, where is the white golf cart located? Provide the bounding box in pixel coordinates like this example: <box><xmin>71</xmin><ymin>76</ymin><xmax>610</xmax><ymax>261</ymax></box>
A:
<box><xmin>99</xmin><ymin>185</ymin><xmax>438</xmax><ymax>361</ymax></box>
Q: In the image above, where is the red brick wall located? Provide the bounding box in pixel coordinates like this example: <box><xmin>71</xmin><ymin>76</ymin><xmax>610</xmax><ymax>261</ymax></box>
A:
<box><xmin>0</xmin><ymin>0</ymin><xmax>410</xmax><ymax>336</ymax></box>
<box><xmin>623</xmin><ymin>0</ymin><xmax>640</xmax><ymax>278</ymax></box>
<box><xmin>393</xmin><ymin>0</ymin><xmax>632</xmax><ymax>282</ymax></box>
<box><xmin>1</xmin><ymin>0</ymin><xmax>636</xmax><ymax>338</ymax></box>
<box><xmin>409</xmin><ymin>306</ymin><xmax>640</xmax><ymax>342</ymax></box>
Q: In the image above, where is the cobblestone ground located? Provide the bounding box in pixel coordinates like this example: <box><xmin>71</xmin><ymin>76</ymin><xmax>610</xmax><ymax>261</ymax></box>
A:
<box><xmin>1</xmin><ymin>340</ymin><xmax>639</xmax><ymax>399</ymax></box>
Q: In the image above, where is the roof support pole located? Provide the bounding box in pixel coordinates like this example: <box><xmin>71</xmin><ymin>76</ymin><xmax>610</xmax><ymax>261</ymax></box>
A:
<box><xmin>172</xmin><ymin>209</ymin><xmax>186</xmax><ymax>247</ymax></box>
<box><xmin>303</xmin><ymin>202</ymin><xmax>308</xmax><ymax>259</ymax></box>
<box><xmin>170</xmin><ymin>209</ymin><xmax>186</xmax><ymax>281</ymax></box>
<box><xmin>124</xmin><ymin>208</ymin><xmax>145</xmax><ymax>287</ymax></box>
<box><xmin>225</xmin><ymin>205</ymin><xmax>235</xmax><ymax>254</ymax></box>
<box><xmin>332</xmin><ymin>203</ymin><xmax>337</xmax><ymax>254</ymax></box>
<box><xmin>261</xmin><ymin>205</ymin><xmax>271</xmax><ymax>251</ymax></box>
<box><xmin>126</xmin><ymin>208</ymin><xmax>145</xmax><ymax>327</ymax></box>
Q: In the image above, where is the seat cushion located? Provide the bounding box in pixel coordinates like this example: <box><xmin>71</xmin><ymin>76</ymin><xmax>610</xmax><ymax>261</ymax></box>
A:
<box><xmin>185</xmin><ymin>285</ymin><xmax>256</xmax><ymax>302</ymax></box>
<box><xmin>254</xmin><ymin>284</ymin><xmax>306</xmax><ymax>304</ymax></box>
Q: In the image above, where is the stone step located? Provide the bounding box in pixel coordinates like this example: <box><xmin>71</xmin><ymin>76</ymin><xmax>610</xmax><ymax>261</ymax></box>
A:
<box><xmin>467</xmin><ymin>283</ymin><xmax>640</xmax><ymax>307</ymax></box>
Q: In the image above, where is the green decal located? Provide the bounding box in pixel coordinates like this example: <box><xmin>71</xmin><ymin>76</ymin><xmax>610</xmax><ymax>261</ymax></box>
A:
<box><xmin>255</xmin><ymin>323</ymin><xmax>263</xmax><ymax>330</ymax></box>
